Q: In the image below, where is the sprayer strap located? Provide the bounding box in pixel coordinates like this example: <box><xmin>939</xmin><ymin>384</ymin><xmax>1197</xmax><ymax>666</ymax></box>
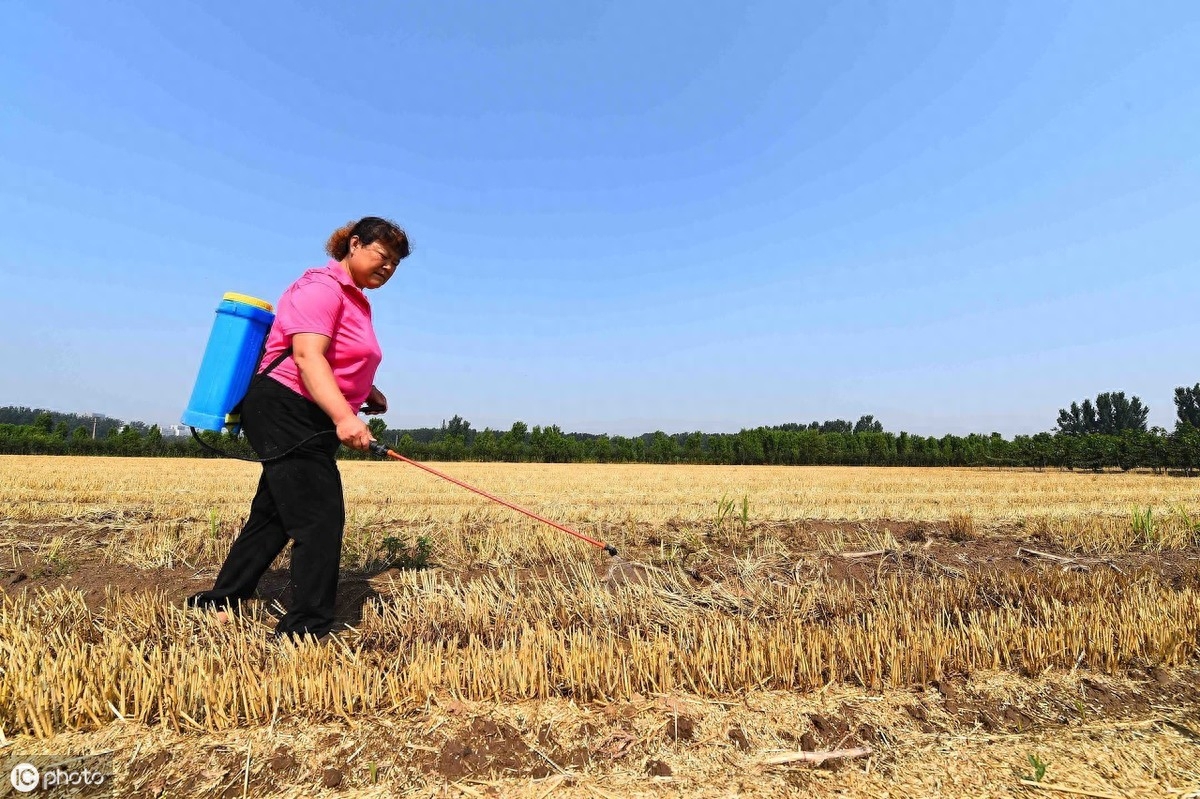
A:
<box><xmin>229</xmin><ymin>346</ymin><xmax>293</xmax><ymax>423</ymax></box>
<box><xmin>259</xmin><ymin>346</ymin><xmax>293</xmax><ymax>377</ymax></box>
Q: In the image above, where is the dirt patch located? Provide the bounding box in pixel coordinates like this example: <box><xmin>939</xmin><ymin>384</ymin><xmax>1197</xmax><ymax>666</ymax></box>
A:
<box><xmin>903</xmin><ymin>704</ymin><xmax>936</xmax><ymax>733</ymax></box>
<box><xmin>62</xmin><ymin>672</ymin><xmax>1200</xmax><ymax>794</ymax></box>
<box><xmin>746</xmin><ymin>519</ymin><xmax>984</xmax><ymax>551</ymax></box>
<box><xmin>809</xmin><ymin>537</ymin><xmax>1200</xmax><ymax>591</ymax></box>
<box><xmin>7</xmin><ymin>520</ymin><xmax>1198</xmax><ymax>618</ymax></box>
<box><xmin>663</xmin><ymin>715</ymin><xmax>696</xmax><ymax>742</ymax></box>
<box><xmin>267</xmin><ymin>746</ymin><xmax>297</xmax><ymax>774</ymax></box>
<box><xmin>126</xmin><ymin>743</ymin><xmax>287</xmax><ymax>799</ymax></box>
<box><xmin>631</xmin><ymin>518</ymin><xmax>1200</xmax><ymax>591</ymax></box>
<box><xmin>929</xmin><ymin>669</ymin><xmax>1200</xmax><ymax>734</ymax></box>
<box><xmin>0</xmin><ymin>559</ymin><xmax>208</xmax><ymax>612</ymax></box>
<box><xmin>799</xmin><ymin>708</ymin><xmax>881</xmax><ymax>753</ymax></box>
<box><xmin>534</xmin><ymin>722</ymin><xmax>591</xmax><ymax>771</ymax></box>
<box><xmin>0</xmin><ymin>547</ymin><xmax>387</xmax><ymax>629</ymax></box>
<box><xmin>435</xmin><ymin>718</ymin><xmax>540</xmax><ymax>779</ymax></box>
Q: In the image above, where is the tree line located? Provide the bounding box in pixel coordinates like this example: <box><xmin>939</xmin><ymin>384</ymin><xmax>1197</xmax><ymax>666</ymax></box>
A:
<box><xmin>3</xmin><ymin>386</ymin><xmax>1200</xmax><ymax>472</ymax></box>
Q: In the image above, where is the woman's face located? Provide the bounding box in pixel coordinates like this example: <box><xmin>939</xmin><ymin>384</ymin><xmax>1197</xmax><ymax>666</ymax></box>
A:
<box><xmin>346</xmin><ymin>236</ymin><xmax>400</xmax><ymax>289</ymax></box>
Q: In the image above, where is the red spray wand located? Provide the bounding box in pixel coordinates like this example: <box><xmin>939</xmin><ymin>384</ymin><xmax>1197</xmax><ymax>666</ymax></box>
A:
<box><xmin>366</xmin><ymin>440</ymin><xmax>619</xmax><ymax>557</ymax></box>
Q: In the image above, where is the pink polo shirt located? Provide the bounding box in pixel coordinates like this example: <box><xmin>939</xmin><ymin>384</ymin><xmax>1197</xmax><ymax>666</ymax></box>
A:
<box><xmin>258</xmin><ymin>260</ymin><xmax>383</xmax><ymax>410</ymax></box>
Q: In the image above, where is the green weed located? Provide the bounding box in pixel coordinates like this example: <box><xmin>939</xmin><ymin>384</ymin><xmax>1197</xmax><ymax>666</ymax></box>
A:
<box><xmin>1131</xmin><ymin>506</ymin><xmax>1156</xmax><ymax>545</ymax></box>
<box><xmin>1024</xmin><ymin>753</ymin><xmax>1048</xmax><ymax>782</ymax></box>
<box><xmin>381</xmin><ymin>535</ymin><xmax>433</xmax><ymax>570</ymax></box>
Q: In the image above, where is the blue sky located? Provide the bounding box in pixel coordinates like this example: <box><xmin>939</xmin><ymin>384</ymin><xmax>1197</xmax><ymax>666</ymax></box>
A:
<box><xmin>2</xmin><ymin>2</ymin><xmax>1198</xmax><ymax>436</ymax></box>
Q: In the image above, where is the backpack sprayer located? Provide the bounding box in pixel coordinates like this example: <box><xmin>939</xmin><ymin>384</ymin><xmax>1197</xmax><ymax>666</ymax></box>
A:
<box><xmin>182</xmin><ymin>292</ymin><xmax>652</xmax><ymax>583</ymax></box>
<box><xmin>180</xmin><ymin>292</ymin><xmax>331</xmax><ymax>461</ymax></box>
<box><xmin>182</xmin><ymin>292</ymin><xmax>276</xmax><ymax>438</ymax></box>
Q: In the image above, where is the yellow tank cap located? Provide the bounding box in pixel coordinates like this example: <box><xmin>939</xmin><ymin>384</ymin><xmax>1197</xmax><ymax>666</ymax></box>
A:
<box><xmin>222</xmin><ymin>292</ymin><xmax>274</xmax><ymax>312</ymax></box>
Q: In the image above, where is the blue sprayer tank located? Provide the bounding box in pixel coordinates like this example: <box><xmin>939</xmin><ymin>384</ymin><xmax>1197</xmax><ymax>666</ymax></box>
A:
<box><xmin>182</xmin><ymin>292</ymin><xmax>276</xmax><ymax>434</ymax></box>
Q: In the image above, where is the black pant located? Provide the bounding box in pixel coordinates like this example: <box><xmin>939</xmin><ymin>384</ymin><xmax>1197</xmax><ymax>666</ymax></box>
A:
<box><xmin>187</xmin><ymin>374</ymin><xmax>344</xmax><ymax>638</ymax></box>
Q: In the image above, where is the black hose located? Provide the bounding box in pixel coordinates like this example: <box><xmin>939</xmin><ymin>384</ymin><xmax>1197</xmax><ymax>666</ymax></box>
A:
<box><xmin>189</xmin><ymin>427</ymin><xmax>338</xmax><ymax>463</ymax></box>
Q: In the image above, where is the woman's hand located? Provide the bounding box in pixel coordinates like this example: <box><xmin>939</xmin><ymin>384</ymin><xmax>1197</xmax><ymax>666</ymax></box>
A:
<box><xmin>362</xmin><ymin>385</ymin><xmax>388</xmax><ymax>415</ymax></box>
<box><xmin>336</xmin><ymin>415</ymin><xmax>374</xmax><ymax>451</ymax></box>
<box><xmin>291</xmin><ymin>333</ymin><xmax>373</xmax><ymax>450</ymax></box>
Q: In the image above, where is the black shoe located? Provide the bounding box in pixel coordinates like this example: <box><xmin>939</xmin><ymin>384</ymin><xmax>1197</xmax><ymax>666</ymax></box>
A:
<box><xmin>271</xmin><ymin>629</ymin><xmax>335</xmax><ymax>647</ymax></box>
<box><xmin>184</xmin><ymin>594</ymin><xmax>242</xmax><ymax>618</ymax></box>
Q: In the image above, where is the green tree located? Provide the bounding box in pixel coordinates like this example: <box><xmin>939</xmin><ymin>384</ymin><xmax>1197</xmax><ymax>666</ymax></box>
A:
<box><xmin>647</xmin><ymin>431</ymin><xmax>678</xmax><ymax>463</ymax></box>
<box><xmin>796</xmin><ymin>429</ymin><xmax>823</xmax><ymax>464</ymax></box>
<box><xmin>1057</xmin><ymin>392</ymin><xmax>1147</xmax><ymax>435</ymax></box>
<box><xmin>611</xmin><ymin>435</ymin><xmax>637</xmax><ymax>462</ymax></box>
<box><xmin>537</xmin><ymin>425</ymin><xmax>576</xmax><ymax>463</ymax></box>
<box><xmin>1170</xmin><ymin>423</ymin><xmax>1200</xmax><ymax>476</ymax></box>
<box><xmin>528</xmin><ymin>425</ymin><xmax>546</xmax><ymax>461</ymax></box>
<box><xmin>1056</xmin><ymin>402</ymin><xmax>1082</xmax><ymax>435</ymax></box>
<box><xmin>1175</xmin><ymin>384</ymin><xmax>1200</xmax><ymax>428</ymax></box>
<box><xmin>733</xmin><ymin>429</ymin><xmax>765</xmax><ymax>464</ymax></box>
<box><xmin>117</xmin><ymin>425</ymin><xmax>143</xmax><ymax>456</ymax></box>
<box><xmin>499</xmin><ymin>422</ymin><xmax>528</xmax><ymax>462</ymax></box>
<box><xmin>1116</xmin><ymin>429</ymin><xmax>1152</xmax><ymax>471</ymax></box>
<box><xmin>1030</xmin><ymin>432</ymin><xmax>1054</xmax><ymax>469</ymax></box>
<box><xmin>1095</xmin><ymin>392</ymin><xmax>1148</xmax><ymax>434</ymax></box>
<box><xmin>437</xmin><ymin>434</ymin><xmax>467</xmax><ymax>460</ymax></box>
<box><xmin>395</xmin><ymin>433</ymin><xmax>417</xmax><ymax>457</ymax></box>
<box><xmin>443</xmin><ymin>414</ymin><xmax>472</xmax><ymax>441</ymax></box>
<box><xmin>705</xmin><ymin>434</ymin><xmax>729</xmax><ymax>464</ymax></box>
<box><xmin>368</xmin><ymin>418</ymin><xmax>388</xmax><ymax>441</ymax></box>
<box><xmin>473</xmin><ymin>429</ymin><xmax>498</xmax><ymax>460</ymax></box>
<box><xmin>1056</xmin><ymin>400</ymin><xmax>1095</xmax><ymax>435</ymax></box>
<box><xmin>585</xmin><ymin>434</ymin><xmax>612</xmax><ymax>463</ymax></box>
<box><xmin>1146</xmin><ymin>427</ymin><xmax>1171</xmax><ymax>474</ymax></box>
<box><xmin>145</xmin><ymin>424</ymin><xmax>164</xmax><ymax>453</ymax></box>
<box><xmin>853</xmin><ymin>415</ymin><xmax>883</xmax><ymax>434</ymax></box>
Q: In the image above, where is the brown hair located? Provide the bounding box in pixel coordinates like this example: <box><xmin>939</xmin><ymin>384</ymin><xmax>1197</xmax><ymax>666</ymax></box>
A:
<box><xmin>325</xmin><ymin>217</ymin><xmax>411</xmax><ymax>261</ymax></box>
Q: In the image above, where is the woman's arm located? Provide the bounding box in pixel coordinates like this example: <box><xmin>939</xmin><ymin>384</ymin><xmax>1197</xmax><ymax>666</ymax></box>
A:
<box><xmin>291</xmin><ymin>332</ymin><xmax>373</xmax><ymax>450</ymax></box>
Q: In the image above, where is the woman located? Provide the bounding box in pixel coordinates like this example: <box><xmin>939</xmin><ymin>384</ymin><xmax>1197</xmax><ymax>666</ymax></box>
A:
<box><xmin>187</xmin><ymin>217</ymin><xmax>410</xmax><ymax>642</ymax></box>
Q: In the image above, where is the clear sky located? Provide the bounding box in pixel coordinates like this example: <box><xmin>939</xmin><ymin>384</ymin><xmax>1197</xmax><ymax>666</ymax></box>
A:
<box><xmin>2</xmin><ymin>2</ymin><xmax>1198</xmax><ymax>437</ymax></box>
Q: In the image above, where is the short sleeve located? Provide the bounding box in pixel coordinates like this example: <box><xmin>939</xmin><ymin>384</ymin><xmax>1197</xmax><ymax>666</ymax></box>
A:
<box><xmin>278</xmin><ymin>279</ymin><xmax>343</xmax><ymax>338</ymax></box>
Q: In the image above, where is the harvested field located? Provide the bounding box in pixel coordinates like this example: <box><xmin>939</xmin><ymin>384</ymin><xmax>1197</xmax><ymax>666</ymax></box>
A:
<box><xmin>2</xmin><ymin>456</ymin><xmax>1199</xmax><ymax>797</ymax></box>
